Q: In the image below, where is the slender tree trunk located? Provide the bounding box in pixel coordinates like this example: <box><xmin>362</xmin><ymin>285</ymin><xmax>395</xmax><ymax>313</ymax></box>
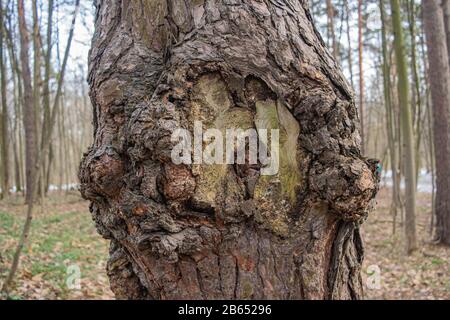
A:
<box><xmin>420</xmin><ymin>24</ymin><xmax>437</xmax><ymax>236</ymax></box>
<box><xmin>391</xmin><ymin>0</ymin><xmax>417</xmax><ymax>254</ymax></box>
<box><xmin>4</xmin><ymin>20</ymin><xmax>25</xmax><ymax>194</ymax></box>
<box><xmin>18</xmin><ymin>0</ymin><xmax>37</xmax><ymax>205</ymax></box>
<box><xmin>1</xmin><ymin>0</ymin><xmax>38</xmax><ymax>294</ymax></box>
<box><xmin>426</xmin><ymin>81</ymin><xmax>437</xmax><ymax>236</ymax></box>
<box><xmin>12</xmin><ymin>129</ymin><xmax>21</xmax><ymax>194</ymax></box>
<box><xmin>0</xmin><ymin>0</ymin><xmax>9</xmax><ymax>198</ymax></box>
<box><xmin>442</xmin><ymin>0</ymin><xmax>450</xmax><ymax>67</ymax></box>
<box><xmin>60</xmin><ymin>90</ymin><xmax>69</xmax><ymax>191</ymax></box>
<box><xmin>42</xmin><ymin>0</ymin><xmax>54</xmax><ymax>194</ymax></box>
<box><xmin>358</xmin><ymin>0</ymin><xmax>365</xmax><ymax>153</ymax></box>
<box><xmin>345</xmin><ymin>0</ymin><xmax>354</xmax><ymax>89</ymax></box>
<box><xmin>80</xmin><ymin>0</ymin><xmax>379</xmax><ymax>300</ymax></box>
<box><xmin>58</xmin><ymin>98</ymin><xmax>64</xmax><ymax>190</ymax></box>
<box><xmin>9</xmin><ymin>39</ymin><xmax>22</xmax><ymax>194</ymax></box>
<box><xmin>326</xmin><ymin>0</ymin><xmax>337</xmax><ymax>60</ymax></box>
<box><xmin>406</xmin><ymin>0</ymin><xmax>422</xmax><ymax>185</ymax></box>
<box><xmin>423</xmin><ymin>0</ymin><xmax>450</xmax><ymax>245</ymax></box>
<box><xmin>380</xmin><ymin>0</ymin><xmax>400</xmax><ymax>232</ymax></box>
<box><xmin>32</xmin><ymin>0</ymin><xmax>45</xmax><ymax>201</ymax></box>
<box><xmin>45</xmin><ymin>145</ymin><xmax>53</xmax><ymax>193</ymax></box>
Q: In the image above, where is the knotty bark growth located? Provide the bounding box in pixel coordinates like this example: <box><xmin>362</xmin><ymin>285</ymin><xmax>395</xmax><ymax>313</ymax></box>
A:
<box><xmin>80</xmin><ymin>0</ymin><xmax>379</xmax><ymax>300</ymax></box>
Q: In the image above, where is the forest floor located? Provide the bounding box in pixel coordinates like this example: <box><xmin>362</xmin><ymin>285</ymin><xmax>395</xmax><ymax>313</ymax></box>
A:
<box><xmin>0</xmin><ymin>192</ymin><xmax>113</xmax><ymax>300</ymax></box>
<box><xmin>0</xmin><ymin>188</ymin><xmax>448</xmax><ymax>300</ymax></box>
<box><xmin>362</xmin><ymin>188</ymin><xmax>449</xmax><ymax>300</ymax></box>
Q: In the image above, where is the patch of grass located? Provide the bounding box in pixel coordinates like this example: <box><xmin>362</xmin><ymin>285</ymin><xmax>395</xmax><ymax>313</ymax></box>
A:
<box><xmin>30</xmin><ymin>261</ymin><xmax>65</xmax><ymax>277</ymax></box>
<box><xmin>0</xmin><ymin>193</ymin><xmax>113</xmax><ymax>300</ymax></box>
<box><xmin>0</xmin><ymin>211</ymin><xmax>15</xmax><ymax>230</ymax></box>
<box><xmin>430</xmin><ymin>258</ymin><xmax>444</xmax><ymax>266</ymax></box>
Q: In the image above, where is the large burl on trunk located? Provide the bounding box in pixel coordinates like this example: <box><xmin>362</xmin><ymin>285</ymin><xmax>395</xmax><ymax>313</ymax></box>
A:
<box><xmin>80</xmin><ymin>0</ymin><xmax>379</xmax><ymax>300</ymax></box>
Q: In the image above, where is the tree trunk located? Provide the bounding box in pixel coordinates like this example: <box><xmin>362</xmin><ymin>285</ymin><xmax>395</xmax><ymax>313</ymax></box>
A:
<box><xmin>18</xmin><ymin>0</ymin><xmax>37</xmax><ymax>204</ymax></box>
<box><xmin>380</xmin><ymin>0</ymin><xmax>401</xmax><ymax>232</ymax></box>
<box><xmin>4</xmin><ymin>20</ymin><xmax>25</xmax><ymax>194</ymax></box>
<box><xmin>406</xmin><ymin>0</ymin><xmax>422</xmax><ymax>186</ymax></box>
<box><xmin>345</xmin><ymin>0</ymin><xmax>354</xmax><ymax>89</ymax></box>
<box><xmin>42</xmin><ymin>0</ymin><xmax>54</xmax><ymax>194</ymax></box>
<box><xmin>80</xmin><ymin>0</ymin><xmax>379</xmax><ymax>300</ymax></box>
<box><xmin>442</xmin><ymin>0</ymin><xmax>450</xmax><ymax>67</ymax></box>
<box><xmin>423</xmin><ymin>0</ymin><xmax>450</xmax><ymax>245</ymax></box>
<box><xmin>0</xmin><ymin>0</ymin><xmax>9</xmax><ymax>198</ymax></box>
<box><xmin>326</xmin><ymin>0</ymin><xmax>337</xmax><ymax>60</ymax></box>
<box><xmin>391</xmin><ymin>0</ymin><xmax>417</xmax><ymax>254</ymax></box>
<box><xmin>357</xmin><ymin>0</ymin><xmax>365</xmax><ymax>154</ymax></box>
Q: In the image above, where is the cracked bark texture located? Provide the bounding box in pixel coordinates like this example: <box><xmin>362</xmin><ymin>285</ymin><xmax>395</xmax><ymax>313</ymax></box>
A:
<box><xmin>80</xmin><ymin>0</ymin><xmax>379</xmax><ymax>300</ymax></box>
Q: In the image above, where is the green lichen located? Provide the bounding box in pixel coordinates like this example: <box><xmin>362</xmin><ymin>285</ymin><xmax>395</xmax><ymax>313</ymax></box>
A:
<box><xmin>241</xmin><ymin>281</ymin><xmax>254</xmax><ymax>299</ymax></box>
<box><xmin>189</xmin><ymin>75</ymin><xmax>302</xmax><ymax>235</ymax></box>
<box><xmin>253</xmin><ymin>99</ymin><xmax>302</xmax><ymax>237</ymax></box>
<box><xmin>254</xmin><ymin>99</ymin><xmax>301</xmax><ymax>204</ymax></box>
<box><xmin>277</xmin><ymin>102</ymin><xmax>302</xmax><ymax>202</ymax></box>
<box><xmin>190</xmin><ymin>75</ymin><xmax>252</xmax><ymax>209</ymax></box>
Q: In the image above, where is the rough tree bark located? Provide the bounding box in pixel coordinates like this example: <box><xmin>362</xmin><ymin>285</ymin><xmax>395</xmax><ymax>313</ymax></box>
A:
<box><xmin>80</xmin><ymin>0</ymin><xmax>379</xmax><ymax>300</ymax></box>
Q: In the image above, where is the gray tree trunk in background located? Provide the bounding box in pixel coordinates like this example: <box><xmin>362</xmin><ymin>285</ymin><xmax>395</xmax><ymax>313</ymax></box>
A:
<box><xmin>441</xmin><ymin>0</ymin><xmax>450</xmax><ymax>67</ymax></box>
<box><xmin>391</xmin><ymin>0</ymin><xmax>417</xmax><ymax>254</ymax></box>
<box><xmin>0</xmin><ymin>0</ymin><xmax>9</xmax><ymax>198</ymax></box>
<box><xmin>326</xmin><ymin>0</ymin><xmax>337</xmax><ymax>60</ymax></box>
<box><xmin>423</xmin><ymin>0</ymin><xmax>450</xmax><ymax>245</ymax></box>
<box><xmin>18</xmin><ymin>0</ymin><xmax>37</xmax><ymax>204</ymax></box>
<box><xmin>357</xmin><ymin>0</ymin><xmax>365</xmax><ymax>153</ymax></box>
<box><xmin>80</xmin><ymin>0</ymin><xmax>379</xmax><ymax>300</ymax></box>
<box><xmin>380</xmin><ymin>0</ymin><xmax>401</xmax><ymax>232</ymax></box>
